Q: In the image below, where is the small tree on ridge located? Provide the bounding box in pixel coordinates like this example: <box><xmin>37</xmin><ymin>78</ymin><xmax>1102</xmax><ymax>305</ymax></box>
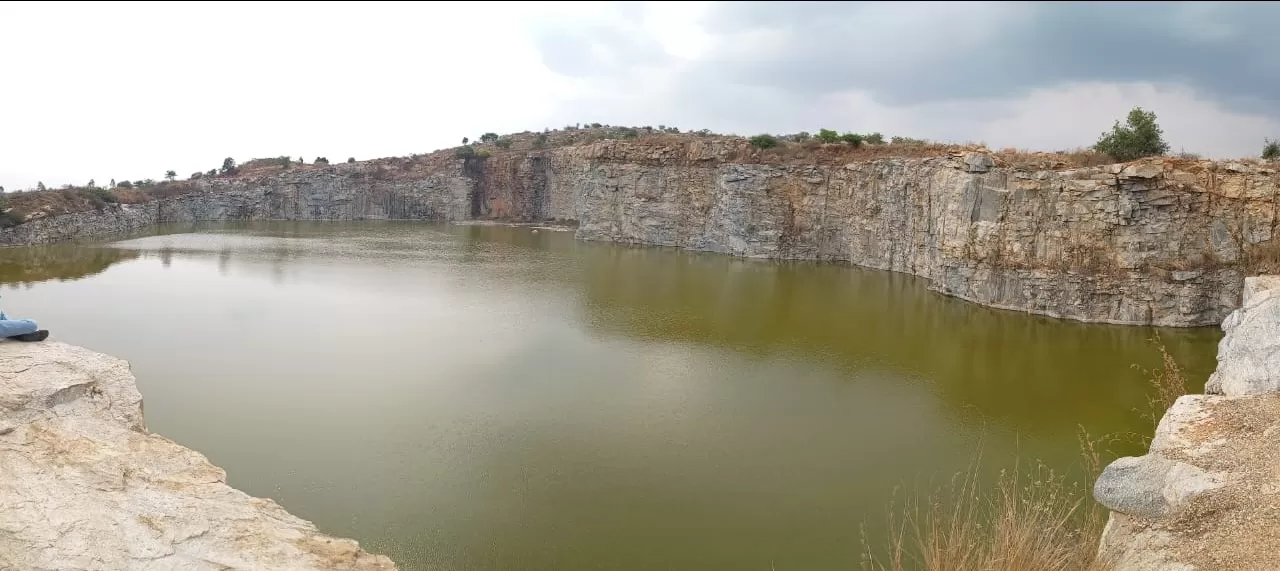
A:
<box><xmin>1093</xmin><ymin>107</ymin><xmax>1170</xmax><ymax>162</ymax></box>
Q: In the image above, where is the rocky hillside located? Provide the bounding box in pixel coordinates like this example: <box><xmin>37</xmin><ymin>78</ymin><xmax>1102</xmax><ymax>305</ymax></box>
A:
<box><xmin>2</xmin><ymin>131</ymin><xmax>1278</xmax><ymax>327</ymax></box>
<box><xmin>1094</xmin><ymin>275</ymin><xmax>1280</xmax><ymax>570</ymax></box>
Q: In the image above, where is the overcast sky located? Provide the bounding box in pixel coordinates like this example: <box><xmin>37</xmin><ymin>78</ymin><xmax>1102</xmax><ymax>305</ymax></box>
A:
<box><xmin>3</xmin><ymin>1</ymin><xmax>1278</xmax><ymax>190</ymax></box>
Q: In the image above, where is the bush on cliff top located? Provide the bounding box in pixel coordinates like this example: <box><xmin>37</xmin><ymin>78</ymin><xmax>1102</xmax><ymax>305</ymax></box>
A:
<box><xmin>749</xmin><ymin>134</ymin><xmax>780</xmax><ymax>149</ymax></box>
<box><xmin>1263</xmin><ymin>138</ymin><xmax>1280</xmax><ymax>160</ymax></box>
<box><xmin>1093</xmin><ymin>107</ymin><xmax>1170</xmax><ymax>162</ymax></box>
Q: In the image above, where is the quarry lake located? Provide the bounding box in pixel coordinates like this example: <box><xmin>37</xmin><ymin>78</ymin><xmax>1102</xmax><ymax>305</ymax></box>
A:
<box><xmin>0</xmin><ymin>221</ymin><xmax>1222</xmax><ymax>570</ymax></box>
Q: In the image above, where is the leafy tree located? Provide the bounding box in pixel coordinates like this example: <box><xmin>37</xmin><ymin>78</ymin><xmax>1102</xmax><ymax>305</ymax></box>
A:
<box><xmin>455</xmin><ymin>145</ymin><xmax>477</xmax><ymax>158</ymax></box>
<box><xmin>207</xmin><ymin>169</ymin><xmax>217</xmax><ymax>177</ymax></box>
<box><xmin>117</xmin><ymin>180</ymin><xmax>133</xmax><ymax>189</ymax></box>
<box><xmin>36</xmin><ymin>182</ymin><xmax>45</xmax><ymax>191</ymax></box>
<box><xmin>1093</xmin><ymin>106</ymin><xmax>1170</xmax><ymax>162</ymax></box>
<box><xmin>816</xmin><ymin>129</ymin><xmax>840</xmax><ymax>144</ymax></box>
<box><xmin>133</xmin><ymin>180</ymin><xmax>144</xmax><ymax>188</ymax></box>
<box><xmin>143</xmin><ymin>179</ymin><xmax>156</xmax><ymax>187</ymax></box>
<box><xmin>165</xmin><ymin>170</ymin><xmax>176</xmax><ymax>182</ymax></box>
<box><xmin>749</xmin><ymin>134</ymin><xmax>780</xmax><ymax>149</ymax></box>
<box><xmin>495</xmin><ymin>138</ymin><xmax>513</xmax><ymax>149</ymax></box>
<box><xmin>0</xmin><ymin>186</ymin><xmax>5</xmax><ymax>193</ymax></box>
<box><xmin>348</xmin><ymin>157</ymin><xmax>356</xmax><ymax>163</ymax></box>
<box><xmin>220</xmin><ymin>157</ymin><xmax>237</xmax><ymax>174</ymax></box>
<box><xmin>864</xmin><ymin>132</ymin><xmax>885</xmax><ymax>145</ymax></box>
<box><xmin>87</xmin><ymin>179</ymin><xmax>96</xmax><ymax>188</ymax></box>
<box><xmin>479</xmin><ymin>132</ymin><xmax>499</xmax><ymax>143</ymax></box>
<box><xmin>315</xmin><ymin>157</ymin><xmax>329</xmax><ymax>164</ymax></box>
<box><xmin>840</xmin><ymin>132</ymin><xmax>863</xmax><ymax>147</ymax></box>
<box><xmin>461</xmin><ymin>137</ymin><xmax>469</xmax><ymax>145</ymax></box>
<box><xmin>1262</xmin><ymin>138</ymin><xmax>1280</xmax><ymax>160</ymax></box>
<box><xmin>793</xmin><ymin>131</ymin><xmax>811</xmax><ymax>142</ymax></box>
<box><xmin>110</xmin><ymin>179</ymin><xmax>116</xmax><ymax>188</ymax></box>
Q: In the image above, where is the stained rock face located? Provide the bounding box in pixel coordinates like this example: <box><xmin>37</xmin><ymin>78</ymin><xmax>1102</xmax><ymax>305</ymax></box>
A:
<box><xmin>1095</xmin><ymin>276</ymin><xmax>1280</xmax><ymax>571</ymax></box>
<box><xmin>1</xmin><ymin>146</ymin><xmax>1278</xmax><ymax>327</ymax></box>
<box><xmin>0</xmin><ymin>342</ymin><xmax>397</xmax><ymax>571</ymax></box>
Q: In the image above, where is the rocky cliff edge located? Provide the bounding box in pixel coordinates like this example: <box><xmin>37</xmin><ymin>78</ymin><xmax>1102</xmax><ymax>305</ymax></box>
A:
<box><xmin>0</xmin><ymin>342</ymin><xmax>397</xmax><ymax>571</ymax></box>
<box><xmin>1094</xmin><ymin>275</ymin><xmax>1280</xmax><ymax>570</ymax></box>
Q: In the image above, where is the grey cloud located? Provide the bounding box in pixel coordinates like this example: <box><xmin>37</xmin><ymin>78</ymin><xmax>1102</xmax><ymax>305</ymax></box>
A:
<box><xmin>532</xmin><ymin>21</ymin><xmax>671</xmax><ymax>79</ymax></box>
<box><xmin>692</xmin><ymin>1</ymin><xmax>1280</xmax><ymax>111</ymax></box>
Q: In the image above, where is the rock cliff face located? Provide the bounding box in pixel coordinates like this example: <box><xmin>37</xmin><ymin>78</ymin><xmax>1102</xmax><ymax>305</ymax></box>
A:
<box><xmin>0</xmin><ymin>342</ymin><xmax>397</xmax><ymax>571</ymax></box>
<box><xmin>3</xmin><ymin>140</ymin><xmax>1278</xmax><ymax>326</ymax></box>
<box><xmin>1094</xmin><ymin>275</ymin><xmax>1280</xmax><ymax>570</ymax></box>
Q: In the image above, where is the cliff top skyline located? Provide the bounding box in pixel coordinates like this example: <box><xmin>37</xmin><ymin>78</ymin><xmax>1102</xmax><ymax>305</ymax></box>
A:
<box><xmin>3</xmin><ymin>1</ymin><xmax>1277</xmax><ymax>190</ymax></box>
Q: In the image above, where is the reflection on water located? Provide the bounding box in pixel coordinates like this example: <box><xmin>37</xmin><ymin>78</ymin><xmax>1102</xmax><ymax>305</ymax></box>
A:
<box><xmin>0</xmin><ymin>243</ymin><xmax>139</xmax><ymax>287</ymax></box>
<box><xmin>0</xmin><ymin>221</ymin><xmax>1221</xmax><ymax>571</ymax></box>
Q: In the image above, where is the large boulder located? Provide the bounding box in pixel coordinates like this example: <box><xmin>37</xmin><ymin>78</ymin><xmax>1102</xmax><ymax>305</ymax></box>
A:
<box><xmin>0</xmin><ymin>342</ymin><xmax>397</xmax><ymax>571</ymax></box>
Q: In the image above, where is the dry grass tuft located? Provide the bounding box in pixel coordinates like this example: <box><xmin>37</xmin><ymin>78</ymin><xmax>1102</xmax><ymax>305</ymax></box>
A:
<box><xmin>861</xmin><ymin>442</ymin><xmax>1112</xmax><ymax>571</ymax></box>
<box><xmin>1131</xmin><ymin>332</ymin><xmax>1190</xmax><ymax>432</ymax></box>
<box><xmin>859</xmin><ymin>338</ymin><xmax>1194</xmax><ymax>571</ymax></box>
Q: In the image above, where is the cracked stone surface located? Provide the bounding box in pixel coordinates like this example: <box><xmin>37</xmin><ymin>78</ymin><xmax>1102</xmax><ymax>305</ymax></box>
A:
<box><xmin>1</xmin><ymin>147</ymin><xmax>1276</xmax><ymax>327</ymax></box>
<box><xmin>0</xmin><ymin>342</ymin><xmax>397</xmax><ymax>571</ymax></box>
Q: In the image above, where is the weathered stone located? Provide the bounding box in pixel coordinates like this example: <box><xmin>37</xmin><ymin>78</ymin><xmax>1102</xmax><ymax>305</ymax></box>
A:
<box><xmin>1097</xmin><ymin>276</ymin><xmax>1280</xmax><ymax>570</ymax></box>
<box><xmin>0</xmin><ymin>342</ymin><xmax>397</xmax><ymax>571</ymax></box>
<box><xmin>1</xmin><ymin>145</ymin><xmax>1277</xmax><ymax>327</ymax></box>
<box><xmin>963</xmin><ymin>152</ymin><xmax>995</xmax><ymax>173</ymax></box>
<box><xmin>1094</xmin><ymin>454</ymin><xmax>1224</xmax><ymax>520</ymax></box>
<box><xmin>1205</xmin><ymin>278</ymin><xmax>1280</xmax><ymax>395</ymax></box>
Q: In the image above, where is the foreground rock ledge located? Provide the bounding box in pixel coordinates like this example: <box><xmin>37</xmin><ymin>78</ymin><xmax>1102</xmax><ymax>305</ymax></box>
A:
<box><xmin>0</xmin><ymin>342</ymin><xmax>397</xmax><ymax>571</ymax></box>
<box><xmin>1094</xmin><ymin>275</ymin><xmax>1280</xmax><ymax>571</ymax></box>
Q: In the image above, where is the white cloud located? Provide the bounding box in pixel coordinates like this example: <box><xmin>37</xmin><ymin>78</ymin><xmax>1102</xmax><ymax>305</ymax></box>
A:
<box><xmin>2</xmin><ymin>1</ymin><xmax>1275</xmax><ymax>191</ymax></box>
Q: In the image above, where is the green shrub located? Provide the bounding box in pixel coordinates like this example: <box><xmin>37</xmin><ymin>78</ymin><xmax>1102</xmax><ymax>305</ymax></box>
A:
<box><xmin>891</xmin><ymin>136</ymin><xmax>927</xmax><ymax>145</ymax></box>
<box><xmin>117</xmin><ymin>180</ymin><xmax>133</xmax><ymax>189</ymax></box>
<box><xmin>479</xmin><ymin>132</ymin><xmax>499</xmax><ymax>143</ymax></box>
<box><xmin>455</xmin><ymin>145</ymin><xmax>478</xmax><ymax>158</ymax></box>
<box><xmin>347</xmin><ymin>157</ymin><xmax>356</xmax><ymax>163</ymax></box>
<box><xmin>1262</xmin><ymin>138</ymin><xmax>1280</xmax><ymax>160</ymax></box>
<box><xmin>816</xmin><ymin>129</ymin><xmax>840</xmax><ymax>144</ymax></box>
<box><xmin>533</xmin><ymin>133</ymin><xmax>549</xmax><ymax>148</ymax></box>
<box><xmin>748</xmin><ymin>134</ymin><xmax>780</xmax><ymax>149</ymax></box>
<box><xmin>792</xmin><ymin>131</ymin><xmax>811</xmax><ymax>142</ymax></box>
<box><xmin>221</xmin><ymin>157</ymin><xmax>237</xmax><ymax>174</ymax></box>
<box><xmin>864</xmin><ymin>132</ymin><xmax>885</xmax><ymax>145</ymax></box>
<box><xmin>1093</xmin><ymin>106</ymin><xmax>1170</xmax><ymax>162</ymax></box>
<box><xmin>840</xmin><ymin>132</ymin><xmax>863</xmax><ymax>147</ymax></box>
<box><xmin>315</xmin><ymin>157</ymin><xmax>329</xmax><ymax>165</ymax></box>
<box><xmin>495</xmin><ymin>138</ymin><xmax>513</xmax><ymax>149</ymax></box>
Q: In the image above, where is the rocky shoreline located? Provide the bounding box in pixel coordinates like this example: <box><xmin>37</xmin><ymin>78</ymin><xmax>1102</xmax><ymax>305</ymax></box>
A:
<box><xmin>1094</xmin><ymin>275</ymin><xmax>1280</xmax><ymax>570</ymax></box>
<box><xmin>0</xmin><ymin>342</ymin><xmax>397</xmax><ymax>571</ymax></box>
<box><xmin>2</xmin><ymin>142</ymin><xmax>1277</xmax><ymax>327</ymax></box>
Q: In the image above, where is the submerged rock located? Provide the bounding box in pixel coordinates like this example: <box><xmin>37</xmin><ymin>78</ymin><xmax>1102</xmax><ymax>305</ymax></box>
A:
<box><xmin>0</xmin><ymin>342</ymin><xmax>397</xmax><ymax>571</ymax></box>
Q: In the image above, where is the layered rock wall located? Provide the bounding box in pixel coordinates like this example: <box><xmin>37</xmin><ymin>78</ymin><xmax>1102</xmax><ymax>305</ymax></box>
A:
<box><xmin>1094</xmin><ymin>275</ymin><xmax>1280</xmax><ymax>570</ymax></box>
<box><xmin>3</xmin><ymin>142</ymin><xmax>1278</xmax><ymax>326</ymax></box>
<box><xmin>0</xmin><ymin>342</ymin><xmax>398</xmax><ymax>571</ymax></box>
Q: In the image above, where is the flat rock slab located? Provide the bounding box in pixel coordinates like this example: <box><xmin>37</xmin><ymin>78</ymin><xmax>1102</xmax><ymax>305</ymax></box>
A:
<box><xmin>0</xmin><ymin>342</ymin><xmax>397</xmax><ymax>571</ymax></box>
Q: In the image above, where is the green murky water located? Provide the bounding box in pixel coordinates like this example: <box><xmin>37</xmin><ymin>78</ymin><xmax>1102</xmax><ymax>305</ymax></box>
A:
<box><xmin>0</xmin><ymin>221</ymin><xmax>1221</xmax><ymax>570</ymax></box>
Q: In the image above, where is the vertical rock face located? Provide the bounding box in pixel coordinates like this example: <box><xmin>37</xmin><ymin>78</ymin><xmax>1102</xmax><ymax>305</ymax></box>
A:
<box><xmin>0</xmin><ymin>342</ymin><xmax>398</xmax><ymax>571</ymax></box>
<box><xmin>1</xmin><ymin>143</ymin><xmax>1277</xmax><ymax>326</ymax></box>
<box><xmin>1094</xmin><ymin>276</ymin><xmax>1280</xmax><ymax>571</ymax></box>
